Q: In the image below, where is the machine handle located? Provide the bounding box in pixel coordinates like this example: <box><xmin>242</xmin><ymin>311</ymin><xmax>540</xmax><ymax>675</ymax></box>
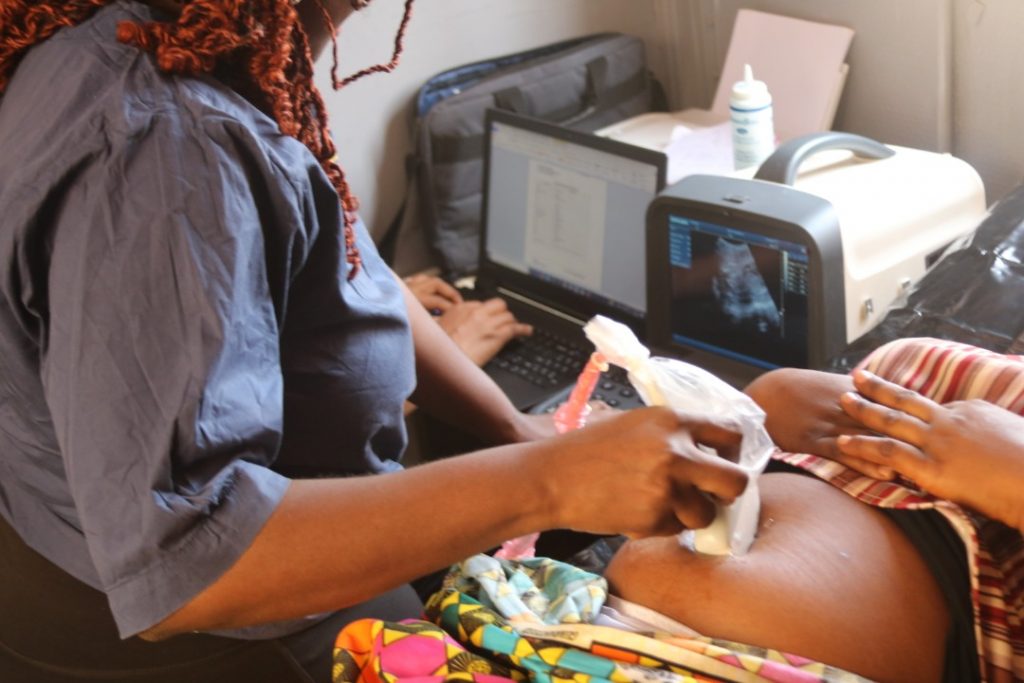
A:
<box><xmin>754</xmin><ymin>132</ymin><xmax>895</xmax><ymax>186</ymax></box>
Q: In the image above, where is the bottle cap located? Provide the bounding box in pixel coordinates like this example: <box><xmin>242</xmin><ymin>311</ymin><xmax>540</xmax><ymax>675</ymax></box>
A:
<box><xmin>730</xmin><ymin>64</ymin><xmax>770</xmax><ymax>105</ymax></box>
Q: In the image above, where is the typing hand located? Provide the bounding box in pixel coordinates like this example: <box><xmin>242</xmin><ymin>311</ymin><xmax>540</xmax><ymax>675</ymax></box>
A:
<box><xmin>404</xmin><ymin>274</ymin><xmax>463</xmax><ymax>313</ymax></box>
<box><xmin>436</xmin><ymin>298</ymin><xmax>532</xmax><ymax>367</ymax></box>
<box><xmin>838</xmin><ymin>370</ymin><xmax>1024</xmax><ymax>531</ymax></box>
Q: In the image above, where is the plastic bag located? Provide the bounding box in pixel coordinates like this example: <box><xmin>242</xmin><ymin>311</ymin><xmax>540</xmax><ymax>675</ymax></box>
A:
<box><xmin>584</xmin><ymin>315</ymin><xmax>775</xmax><ymax>555</ymax></box>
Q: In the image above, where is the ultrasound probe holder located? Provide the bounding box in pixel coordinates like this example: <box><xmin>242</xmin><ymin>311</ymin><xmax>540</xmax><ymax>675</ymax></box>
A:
<box><xmin>646</xmin><ymin>132</ymin><xmax>987</xmax><ymax>370</ymax></box>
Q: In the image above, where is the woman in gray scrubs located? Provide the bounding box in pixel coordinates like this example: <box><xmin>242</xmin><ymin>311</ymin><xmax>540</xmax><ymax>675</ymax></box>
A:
<box><xmin>0</xmin><ymin>2</ymin><xmax>747</xmax><ymax>680</ymax></box>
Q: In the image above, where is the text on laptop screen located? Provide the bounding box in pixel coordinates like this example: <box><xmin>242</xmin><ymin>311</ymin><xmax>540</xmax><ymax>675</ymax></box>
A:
<box><xmin>668</xmin><ymin>214</ymin><xmax>810</xmax><ymax>369</ymax></box>
<box><xmin>485</xmin><ymin>120</ymin><xmax>660</xmax><ymax>318</ymax></box>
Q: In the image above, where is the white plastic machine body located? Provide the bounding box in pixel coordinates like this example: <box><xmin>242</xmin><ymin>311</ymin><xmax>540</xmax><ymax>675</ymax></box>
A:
<box><xmin>760</xmin><ymin>143</ymin><xmax>987</xmax><ymax>342</ymax></box>
<box><xmin>644</xmin><ymin>133</ymin><xmax>988</xmax><ymax>377</ymax></box>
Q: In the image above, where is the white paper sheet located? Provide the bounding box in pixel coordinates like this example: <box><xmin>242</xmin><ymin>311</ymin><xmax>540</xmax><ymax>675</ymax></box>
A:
<box><xmin>663</xmin><ymin>121</ymin><xmax>734</xmax><ymax>184</ymax></box>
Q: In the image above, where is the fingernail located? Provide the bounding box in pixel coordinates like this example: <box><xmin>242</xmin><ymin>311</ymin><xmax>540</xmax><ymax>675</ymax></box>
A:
<box><xmin>837</xmin><ymin>435</ymin><xmax>851</xmax><ymax>446</ymax></box>
<box><xmin>879</xmin><ymin>467</ymin><xmax>894</xmax><ymax>479</ymax></box>
<box><xmin>851</xmin><ymin>370</ymin><xmax>873</xmax><ymax>384</ymax></box>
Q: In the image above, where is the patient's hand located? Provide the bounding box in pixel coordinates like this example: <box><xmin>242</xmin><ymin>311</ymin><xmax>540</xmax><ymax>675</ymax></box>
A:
<box><xmin>436</xmin><ymin>298</ymin><xmax>532</xmax><ymax>367</ymax></box>
<box><xmin>744</xmin><ymin>368</ymin><xmax>886</xmax><ymax>478</ymax></box>
<box><xmin>839</xmin><ymin>369</ymin><xmax>1024</xmax><ymax>531</ymax></box>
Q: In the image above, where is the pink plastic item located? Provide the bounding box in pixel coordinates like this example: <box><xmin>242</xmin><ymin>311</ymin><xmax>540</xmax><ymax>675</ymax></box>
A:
<box><xmin>553</xmin><ymin>352</ymin><xmax>608</xmax><ymax>434</ymax></box>
<box><xmin>494</xmin><ymin>352</ymin><xmax>609</xmax><ymax>561</ymax></box>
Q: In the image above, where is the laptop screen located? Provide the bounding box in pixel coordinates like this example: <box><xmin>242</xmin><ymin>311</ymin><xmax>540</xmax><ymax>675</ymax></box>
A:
<box><xmin>482</xmin><ymin>110</ymin><xmax>664</xmax><ymax>323</ymax></box>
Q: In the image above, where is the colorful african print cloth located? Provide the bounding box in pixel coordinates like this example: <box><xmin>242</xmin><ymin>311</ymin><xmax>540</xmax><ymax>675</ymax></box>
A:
<box><xmin>333</xmin><ymin>555</ymin><xmax>869</xmax><ymax>683</ymax></box>
<box><xmin>333</xmin><ymin>618</ymin><xmax>519</xmax><ymax>683</ymax></box>
<box><xmin>775</xmin><ymin>337</ymin><xmax>1024</xmax><ymax>680</ymax></box>
<box><xmin>445</xmin><ymin>554</ymin><xmax>605</xmax><ymax>626</ymax></box>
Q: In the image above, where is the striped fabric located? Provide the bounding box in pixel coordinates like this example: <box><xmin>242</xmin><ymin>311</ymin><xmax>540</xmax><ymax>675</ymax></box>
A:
<box><xmin>775</xmin><ymin>337</ymin><xmax>1024</xmax><ymax>680</ymax></box>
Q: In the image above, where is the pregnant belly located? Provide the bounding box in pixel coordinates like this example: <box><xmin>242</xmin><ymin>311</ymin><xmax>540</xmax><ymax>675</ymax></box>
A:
<box><xmin>604</xmin><ymin>472</ymin><xmax>950</xmax><ymax>683</ymax></box>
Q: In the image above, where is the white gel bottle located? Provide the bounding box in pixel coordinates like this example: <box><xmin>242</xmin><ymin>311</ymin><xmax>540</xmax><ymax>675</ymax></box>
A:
<box><xmin>730</xmin><ymin>64</ymin><xmax>775</xmax><ymax>170</ymax></box>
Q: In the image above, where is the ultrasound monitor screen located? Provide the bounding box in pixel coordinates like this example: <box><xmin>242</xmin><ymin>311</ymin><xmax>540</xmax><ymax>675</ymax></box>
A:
<box><xmin>668</xmin><ymin>214</ymin><xmax>810</xmax><ymax>369</ymax></box>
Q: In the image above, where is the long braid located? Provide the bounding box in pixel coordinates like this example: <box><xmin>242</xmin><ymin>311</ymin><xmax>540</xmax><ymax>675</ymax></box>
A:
<box><xmin>0</xmin><ymin>0</ymin><xmax>414</xmax><ymax>279</ymax></box>
<box><xmin>317</xmin><ymin>0</ymin><xmax>414</xmax><ymax>90</ymax></box>
<box><xmin>311</xmin><ymin>0</ymin><xmax>416</xmax><ymax>274</ymax></box>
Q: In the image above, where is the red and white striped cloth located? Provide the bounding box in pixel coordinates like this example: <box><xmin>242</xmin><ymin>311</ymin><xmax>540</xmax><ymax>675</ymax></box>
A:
<box><xmin>774</xmin><ymin>337</ymin><xmax>1024</xmax><ymax>680</ymax></box>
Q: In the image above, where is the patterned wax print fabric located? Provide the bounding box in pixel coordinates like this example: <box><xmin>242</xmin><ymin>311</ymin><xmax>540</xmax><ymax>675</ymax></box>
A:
<box><xmin>333</xmin><ymin>618</ymin><xmax>521</xmax><ymax>683</ymax></box>
<box><xmin>447</xmin><ymin>555</ymin><xmax>606</xmax><ymax>626</ymax></box>
<box><xmin>773</xmin><ymin>337</ymin><xmax>1024</xmax><ymax>680</ymax></box>
<box><xmin>333</xmin><ymin>555</ymin><xmax>869</xmax><ymax>683</ymax></box>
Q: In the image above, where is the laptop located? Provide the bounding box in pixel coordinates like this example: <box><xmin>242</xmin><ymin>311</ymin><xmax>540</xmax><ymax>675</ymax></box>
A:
<box><xmin>469</xmin><ymin>109</ymin><xmax>667</xmax><ymax>411</ymax></box>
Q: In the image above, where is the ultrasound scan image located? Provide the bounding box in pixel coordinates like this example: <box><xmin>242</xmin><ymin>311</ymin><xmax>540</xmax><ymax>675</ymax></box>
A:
<box><xmin>671</xmin><ymin>229</ymin><xmax>805</xmax><ymax>367</ymax></box>
<box><xmin>710</xmin><ymin>237</ymin><xmax>782</xmax><ymax>335</ymax></box>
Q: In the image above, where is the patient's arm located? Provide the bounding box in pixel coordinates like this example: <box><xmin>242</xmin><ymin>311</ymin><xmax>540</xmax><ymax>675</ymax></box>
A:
<box><xmin>745</xmin><ymin>369</ymin><xmax>893</xmax><ymax>479</ymax></box>
<box><xmin>605</xmin><ymin>473</ymin><xmax>949</xmax><ymax>683</ymax></box>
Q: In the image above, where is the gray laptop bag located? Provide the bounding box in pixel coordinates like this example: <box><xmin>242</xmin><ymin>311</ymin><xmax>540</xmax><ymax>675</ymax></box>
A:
<box><xmin>380</xmin><ymin>33</ymin><xmax>665</xmax><ymax>277</ymax></box>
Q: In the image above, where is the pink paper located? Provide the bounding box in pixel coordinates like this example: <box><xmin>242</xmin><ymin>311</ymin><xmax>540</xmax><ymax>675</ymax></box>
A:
<box><xmin>709</xmin><ymin>9</ymin><xmax>855</xmax><ymax>143</ymax></box>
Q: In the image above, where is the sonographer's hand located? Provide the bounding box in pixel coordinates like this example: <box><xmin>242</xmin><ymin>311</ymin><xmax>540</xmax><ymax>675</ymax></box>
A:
<box><xmin>436</xmin><ymin>298</ymin><xmax>532</xmax><ymax>366</ymax></box>
<box><xmin>838</xmin><ymin>370</ymin><xmax>1024</xmax><ymax>532</ymax></box>
<box><xmin>745</xmin><ymin>368</ymin><xmax>883</xmax><ymax>477</ymax></box>
<box><xmin>404</xmin><ymin>273</ymin><xmax>463</xmax><ymax>313</ymax></box>
<box><xmin>537</xmin><ymin>407</ymin><xmax>749</xmax><ymax>538</ymax></box>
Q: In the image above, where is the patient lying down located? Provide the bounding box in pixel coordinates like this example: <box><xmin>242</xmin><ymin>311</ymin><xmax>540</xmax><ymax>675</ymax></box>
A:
<box><xmin>605</xmin><ymin>471</ymin><xmax>948</xmax><ymax>683</ymax></box>
<box><xmin>603</xmin><ymin>344</ymin><xmax>1024</xmax><ymax>683</ymax></box>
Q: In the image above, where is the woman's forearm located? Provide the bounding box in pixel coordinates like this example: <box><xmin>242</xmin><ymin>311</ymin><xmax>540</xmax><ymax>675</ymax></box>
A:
<box><xmin>141</xmin><ymin>407</ymin><xmax>750</xmax><ymax>640</ymax></box>
<box><xmin>400</xmin><ymin>278</ymin><xmax>531</xmax><ymax>444</ymax></box>
<box><xmin>140</xmin><ymin>441</ymin><xmax>555</xmax><ymax>639</ymax></box>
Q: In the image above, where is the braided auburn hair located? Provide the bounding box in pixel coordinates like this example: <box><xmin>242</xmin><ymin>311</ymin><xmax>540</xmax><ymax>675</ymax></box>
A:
<box><xmin>0</xmin><ymin>0</ymin><xmax>415</xmax><ymax>278</ymax></box>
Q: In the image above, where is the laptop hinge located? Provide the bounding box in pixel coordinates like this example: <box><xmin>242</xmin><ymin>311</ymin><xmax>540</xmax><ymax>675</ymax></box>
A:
<box><xmin>497</xmin><ymin>286</ymin><xmax>587</xmax><ymax>327</ymax></box>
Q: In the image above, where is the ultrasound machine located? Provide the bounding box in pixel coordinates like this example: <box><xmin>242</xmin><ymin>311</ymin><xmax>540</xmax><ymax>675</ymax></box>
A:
<box><xmin>644</xmin><ymin>132</ymin><xmax>987</xmax><ymax>387</ymax></box>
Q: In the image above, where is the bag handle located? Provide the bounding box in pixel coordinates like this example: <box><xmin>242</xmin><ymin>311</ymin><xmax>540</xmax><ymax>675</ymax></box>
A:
<box><xmin>429</xmin><ymin>57</ymin><xmax>646</xmax><ymax>165</ymax></box>
<box><xmin>492</xmin><ymin>86</ymin><xmax>529</xmax><ymax>115</ymax></box>
<box><xmin>491</xmin><ymin>55</ymin><xmax>609</xmax><ymax>126</ymax></box>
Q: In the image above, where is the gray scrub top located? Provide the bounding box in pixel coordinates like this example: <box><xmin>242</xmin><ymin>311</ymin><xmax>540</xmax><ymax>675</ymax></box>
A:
<box><xmin>0</xmin><ymin>1</ymin><xmax>415</xmax><ymax>638</ymax></box>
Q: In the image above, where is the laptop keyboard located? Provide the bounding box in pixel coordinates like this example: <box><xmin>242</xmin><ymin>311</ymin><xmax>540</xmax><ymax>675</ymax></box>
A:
<box><xmin>528</xmin><ymin>362</ymin><xmax>644</xmax><ymax>415</ymax></box>
<box><xmin>458</xmin><ymin>281</ymin><xmax>645</xmax><ymax>413</ymax></box>
<box><xmin>490</xmin><ymin>327</ymin><xmax>588</xmax><ymax>388</ymax></box>
<box><xmin>484</xmin><ymin>327</ymin><xmax>644</xmax><ymax>413</ymax></box>
<box><xmin>590</xmin><ymin>365</ymin><xmax>641</xmax><ymax>408</ymax></box>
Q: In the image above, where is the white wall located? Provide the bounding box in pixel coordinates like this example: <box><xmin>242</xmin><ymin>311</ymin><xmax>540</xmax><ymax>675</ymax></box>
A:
<box><xmin>952</xmin><ymin>0</ymin><xmax>1024</xmax><ymax>203</ymax></box>
<box><xmin>317</xmin><ymin>0</ymin><xmax>662</xmax><ymax>273</ymax></box>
